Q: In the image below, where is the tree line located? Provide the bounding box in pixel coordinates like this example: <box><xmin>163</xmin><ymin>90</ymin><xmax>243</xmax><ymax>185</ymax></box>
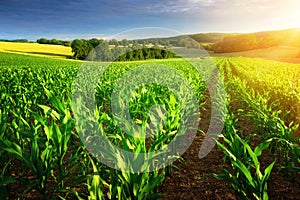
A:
<box><xmin>36</xmin><ymin>38</ymin><xmax>71</xmax><ymax>46</ymax></box>
<box><xmin>70</xmin><ymin>38</ymin><xmax>177</xmax><ymax>61</ymax></box>
<box><xmin>34</xmin><ymin>36</ymin><xmax>203</xmax><ymax>61</ymax></box>
<box><xmin>0</xmin><ymin>39</ymin><xmax>30</xmax><ymax>43</ymax></box>
<box><xmin>211</xmin><ymin>34</ymin><xmax>258</xmax><ymax>53</ymax></box>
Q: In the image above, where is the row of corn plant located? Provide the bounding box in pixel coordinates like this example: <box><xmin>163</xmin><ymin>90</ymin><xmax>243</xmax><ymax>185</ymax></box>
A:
<box><xmin>209</xmin><ymin>62</ymin><xmax>276</xmax><ymax>199</ymax></box>
<box><xmin>212</xmin><ymin>58</ymin><xmax>299</xmax><ymax>199</ymax></box>
<box><xmin>0</xmin><ymin>52</ymin><xmax>207</xmax><ymax>199</ymax></box>
<box><xmin>225</xmin><ymin>57</ymin><xmax>300</xmax><ymax>127</ymax></box>
<box><xmin>0</xmin><ymin>88</ymin><xmax>85</xmax><ymax>198</ymax></box>
<box><xmin>72</xmin><ymin>60</ymin><xmax>205</xmax><ymax>199</ymax></box>
<box><xmin>224</xmin><ymin>59</ymin><xmax>300</xmax><ymax>175</ymax></box>
<box><xmin>214</xmin><ymin>112</ymin><xmax>276</xmax><ymax>200</ymax></box>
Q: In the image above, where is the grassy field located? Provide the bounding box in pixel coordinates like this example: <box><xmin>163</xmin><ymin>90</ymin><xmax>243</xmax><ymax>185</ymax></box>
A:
<box><xmin>0</xmin><ymin>41</ymin><xmax>73</xmax><ymax>59</ymax></box>
<box><xmin>0</xmin><ymin>51</ymin><xmax>299</xmax><ymax>199</ymax></box>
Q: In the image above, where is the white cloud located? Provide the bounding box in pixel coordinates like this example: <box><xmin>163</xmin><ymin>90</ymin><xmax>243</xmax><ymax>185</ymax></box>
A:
<box><xmin>107</xmin><ymin>27</ymin><xmax>181</xmax><ymax>40</ymax></box>
<box><xmin>146</xmin><ymin>0</ymin><xmax>222</xmax><ymax>13</ymax></box>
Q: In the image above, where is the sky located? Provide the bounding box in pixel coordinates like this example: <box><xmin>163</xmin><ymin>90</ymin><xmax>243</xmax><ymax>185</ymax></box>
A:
<box><xmin>0</xmin><ymin>0</ymin><xmax>300</xmax><ymax>40</ymax></box>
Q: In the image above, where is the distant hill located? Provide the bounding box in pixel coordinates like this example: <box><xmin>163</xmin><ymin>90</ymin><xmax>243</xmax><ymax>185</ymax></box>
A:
<box><xmin>188</xmin><ymin>29</ymin><xmax>300</xmax><ymax>46</ymax></box>
<box><xmin>137</xmin><ymin>33</ymin><xmax>229</xmax><ymax>44</ymax></box>
<box><xmin>254</xmin><ymin>29</ymin><xmax>300</xmax><ymax>47</ymax></box>
<box><xmin>188</xmin><ymin>33</ymin><xmax>230</xmax><ymax>43</ymax></box>
<box><xmin>210</xmin><ymin>45</ymin><xmax>300</xmax><ymax>63</ymax></box>
<box><xmin>136</xmin><ymin>28</ymin><xmax>300</xmax><ymax>53</ymax></box>
<box><xmin>208</xmin><ymin>28</ymin><xmax>300</xmax><ymax>53</ymax></box>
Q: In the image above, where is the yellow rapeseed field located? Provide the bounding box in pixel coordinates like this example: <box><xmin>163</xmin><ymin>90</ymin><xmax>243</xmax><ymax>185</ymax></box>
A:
<box><xmin>0</xmin><ymin>41</ymin><xmax>73</xmax><ymax>59</ymax></box>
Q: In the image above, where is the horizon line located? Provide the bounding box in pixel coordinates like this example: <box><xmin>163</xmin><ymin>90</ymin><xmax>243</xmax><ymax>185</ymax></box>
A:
<box><xmin>2</xmin><ymin>27</ymin><xmax>300</xmax><ymax>41</ymax></box>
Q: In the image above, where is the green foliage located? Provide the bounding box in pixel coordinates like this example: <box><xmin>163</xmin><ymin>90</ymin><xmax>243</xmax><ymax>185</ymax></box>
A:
<box><xmin>212</xmin><ymin>57</ymin><xmax>300</xmax><ymax>199</ymax></box>
<box><xmin>0</xmin><ymin>39</ymin><xmax>29</xmax><ymax>43</ymax></box>
<box><xmin>216</xmin><ymin>136</ymin><xmax>275</xmax><ymax>200</ymax></box>
<box><xmin>214</xmin><ymin>34</ymin><xmax>258</xmax><ymax>53</ymax></box>
<box><xmin>1</xmin><ymin>51</ymin><xmax>299</xmax><ymax>199</ymax></box>
<box><xmin>70</xmin><ymin>38</ymin><xmax>176</xmax><ymax>61</ymax></box>
<box><xmin>222</xmin><ymin>58</ymin><xmax>300</xmax><ymax>171</ymax></box>
<box><xmin>71</xmin><ymin>39</ymin><xmax>93</xmax><ymax>60</ymax></box>
<box><xmin>214</xmin><ymin>112</ymin><xmax>275</xmax><ymax>200</ymax></box>
<box><xmin>37</xmin><ymin>38</ymin><xmax>71</xmax><ymax>46</ymax></box>
<box><xmin>115</xmin><ymin>48</ymin><xmax>176</xmax><ymax>61</ymax></box>
<box><xmin>0</xmin><ymin>53</ymin><xmax>206</xmax><ymax>199</ymax></box>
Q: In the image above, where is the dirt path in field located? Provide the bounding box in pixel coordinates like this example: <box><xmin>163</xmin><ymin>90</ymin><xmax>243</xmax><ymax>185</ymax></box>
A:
<box><xmin>158</xmin><ymin>65</ymin><xmax>237</xmax><ymax>200</ymax></box>
<box><xmin>157</xmin><ymin>92</ymin><xmax>237</xmax><ymax>200</ymax></box>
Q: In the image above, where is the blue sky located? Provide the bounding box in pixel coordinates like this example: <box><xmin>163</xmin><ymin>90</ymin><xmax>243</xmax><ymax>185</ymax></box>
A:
<box><xmin>1</xmin><ymin>0</ymin><xmax>299</xmax><ymax>40</ymax></box>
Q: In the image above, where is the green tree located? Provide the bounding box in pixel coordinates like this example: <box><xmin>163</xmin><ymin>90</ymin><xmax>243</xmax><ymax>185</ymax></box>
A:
<box><xmin>63</xmin><ymin>41</ymin><xmax>71</xmax><ymax>47</ymax></box>
<box><xmin>37</xmin><ymin>38</ymin><xmax>48</xmax><ymax>44</ymax></box>
<box><xmin>94</xmin><ymin>40</ymin><xmax>112</xmax><ymax>61</ymax></box>
<box><xmin>134</xmin><ymin>49</ymin><xmax>144</xmax><ymax>60</ymax></box>
<box><xmin>88</xmin><ymin>38</ymin><xmax>102</xmax><ymax>48</ymax></box>
<box><xmin>120</xmin><ymin>39</ymin><xmax>129</xmax><ymax>47</ymax></box>
<box><xmin>109</xmin><ymin>39</ymin><xmax>119</xmax><ymax>46</ymax></box>
<box><xmin>71</xmin><ymin>39</ymin><xmax>92</xmax><ymax>60</ymax></box>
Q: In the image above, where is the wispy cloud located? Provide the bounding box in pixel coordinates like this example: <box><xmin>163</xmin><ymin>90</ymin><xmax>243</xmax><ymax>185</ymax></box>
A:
<box><xmin>103</xmin><ymin>0</ymin><xmax>222</xmax><ymax>14</ymax></box>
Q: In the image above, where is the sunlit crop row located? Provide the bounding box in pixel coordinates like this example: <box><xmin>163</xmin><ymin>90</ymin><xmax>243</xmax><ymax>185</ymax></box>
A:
<box><xmin>213</xmin><ymin>57</ymin><xmax>300</xmax><ymax>200</ymax></box>
<box><xmin>223</xmin><ymin>57</ymin><xmax>300</xmax><ymax>127</ymax></box>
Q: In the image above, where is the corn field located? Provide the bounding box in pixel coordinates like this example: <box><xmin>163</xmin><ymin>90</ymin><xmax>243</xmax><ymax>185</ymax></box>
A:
<box><xmin>0</xmin><ymin>52</ymin><xmax>299</xmax><ymax>199</ymax></box>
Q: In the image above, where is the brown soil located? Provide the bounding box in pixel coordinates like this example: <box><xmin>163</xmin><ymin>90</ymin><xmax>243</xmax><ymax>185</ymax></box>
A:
<box><xmin>157</xmin><ymin>94</ymin><xmax>237</xmax><ymax>200</ymax></box>
<box><xmin>158</xmin><ymin>93</ymin><xmax>300</xmax><ymax>200</ymax></box>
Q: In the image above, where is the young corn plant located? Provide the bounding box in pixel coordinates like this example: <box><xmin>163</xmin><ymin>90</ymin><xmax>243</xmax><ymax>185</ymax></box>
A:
<box><xmin>0</xmin><ymin>109</ymin><xmax>16</xmax><ymax>200</ymax></box>
<box><xmin>212</xmin><ymin>90</ymin><xmax>275</xmax><ymax>200</ymax></box>
<box><xmin>0</xmin><ymin>120</ymin><xmax>54</xmax><ymax>197</ymax></box>
<box><xmin>230</xmin><ymin>79</ymin><xmax>299</xmax><ymax>170</ymax></box>
<box><xmin>91</xmin><ymin>99</ymin><xmax>168</xmax><ymax>200</ymax></box>
<box><xmin>74</xmin><ymin>75</ymin><xmax>200</xmax><ymax>199</ymax></box>
<box><xmin>0</xmin><ymin>88</ymin><xmax>76</xmax><ymax>198</ymax></box>
<box><xmin>214</xmin><ymin>113</ymin><xmax>276</xmax><ymax>200</ymax></box>
<box><xmin>86</xmin><ymin>156</ymin><xmax>106</xmax><ymax>200</ymax></box>
<box><xmin>276</xmin><ymin>137</ymin><xmax>300</xmax><ymax>176</ymax></box>
<box><xmin>41</xmin><ymin>88</ymin><xmax>74</xmax><ymax>189</ymax></box>
<box><xmin>36</xmin><ymin>88</ymin><xmax>92</xmax><ymax>199</ymax></box>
